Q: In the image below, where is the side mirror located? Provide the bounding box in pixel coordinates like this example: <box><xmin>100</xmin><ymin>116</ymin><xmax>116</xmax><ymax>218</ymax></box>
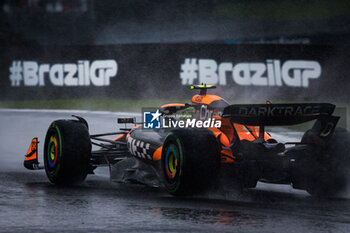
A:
<box><xmin>117</xmin><ymin>118</ymin><xmax>136</xmax><ymax>124</ymax></box>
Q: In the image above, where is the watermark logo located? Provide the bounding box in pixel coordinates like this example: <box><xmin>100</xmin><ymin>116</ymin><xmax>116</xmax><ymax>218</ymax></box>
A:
<box><xmin>163</xmin><ymin>117</ymin><xmax>221</xmax><ymax>128</ymax></box>
<box><xmin>142</xmin><ymin>107</ymin><xmax>222</xmax><ymax>129</ymax></box>
<box><xmin>143</xmin><ymin>110</ymin><xmax>162</xmax><ymax>129</ymax></box>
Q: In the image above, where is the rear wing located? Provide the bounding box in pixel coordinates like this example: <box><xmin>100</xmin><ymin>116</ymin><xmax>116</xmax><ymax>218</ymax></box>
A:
<box><xmin>222</xmin><ymin>103</ymin><xmax>336</xmax><ymax>126</ymax></box>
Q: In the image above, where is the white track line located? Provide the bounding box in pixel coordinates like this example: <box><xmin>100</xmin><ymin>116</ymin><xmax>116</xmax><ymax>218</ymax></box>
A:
<box><xmin>0</xmin><ymin>108</ymin><xmax>140</xmax><ymax>116</ymax></box>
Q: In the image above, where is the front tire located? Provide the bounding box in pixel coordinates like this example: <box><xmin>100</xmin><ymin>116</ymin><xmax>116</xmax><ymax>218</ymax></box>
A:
<box><xmin>161</xmin><ymin>129</ymin><xmax>220</xmax><ymax>195</ymax></box>
<box><xmin>44</xmin><ymin>120</ymin><xmax>91</xmax><ymax>185</ymax></box>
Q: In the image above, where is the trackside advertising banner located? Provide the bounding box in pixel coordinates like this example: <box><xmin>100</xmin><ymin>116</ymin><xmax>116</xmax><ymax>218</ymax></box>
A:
<box><xmin>0</xmin><ymin>44</ymin><xmax>349</xmax><ymax>101</ymax></box>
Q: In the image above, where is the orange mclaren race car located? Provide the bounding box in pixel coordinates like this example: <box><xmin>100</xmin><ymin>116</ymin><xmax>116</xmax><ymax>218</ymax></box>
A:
<box><xmin>24</xmin><ymin>85</ymin><xmax>350</xmax><ymax>197</ymax></box>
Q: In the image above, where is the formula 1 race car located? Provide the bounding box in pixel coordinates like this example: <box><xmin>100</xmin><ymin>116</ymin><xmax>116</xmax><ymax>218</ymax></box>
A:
<box><xmin>24</xmin><ymin>85</ymin><xmax>350</xmax><ymax>197</ymax></box>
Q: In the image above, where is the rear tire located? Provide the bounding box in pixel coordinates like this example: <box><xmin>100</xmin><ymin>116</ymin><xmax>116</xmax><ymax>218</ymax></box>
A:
<box><xmin>305</xmin><ymin>127</ymin><xmax>350</xmax><ymax>197</ymax></box>
<box><xmin>161</xmin><ymin>129</ymin><xmax>220</xmax><ymax>195</ymax></box>
<box><xmin>44</xmin><ymin>120</ymin><xmax>91</xmax><ymax>185</ymax></box>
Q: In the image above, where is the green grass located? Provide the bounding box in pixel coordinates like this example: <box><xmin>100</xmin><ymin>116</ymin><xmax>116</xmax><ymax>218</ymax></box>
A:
<box><xmin>0</xmin><ymin>98</ymin><xmax>187</xmax><ymax>112</ymax></box>
<box><xmin>1</xmin><ymin>98</ymin><xmax>348</xmax><ymax>129</ymax></box>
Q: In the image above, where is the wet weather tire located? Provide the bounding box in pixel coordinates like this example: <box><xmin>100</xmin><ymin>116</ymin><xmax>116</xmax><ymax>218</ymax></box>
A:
<box><xmin>44</xmin><ymin>120</ymin><xmax>91</xmax><ymax>185</ymax></box>
<box><xmin>161</xmin><ymin>129</ymin><xmax>220</xmax><ymax>195</ymax></box>
<box><xmin>305</xmin><ymin>127</ymin><xmax>350</xmax><ymax>197</ymax></box>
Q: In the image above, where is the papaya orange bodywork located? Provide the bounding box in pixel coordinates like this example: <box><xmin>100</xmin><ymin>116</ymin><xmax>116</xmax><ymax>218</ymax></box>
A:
<box><xmin>236</xmin><ymin>124</ymin><xmax>272</xmax><ymax>141</ymax></box>
<box><xmin>208</xmin><ymin>115</ymin><xmax>272</xmax><ymax>163</ymax></box>
<box><xmin>192</xmin><ymin>94</ymin><xmax>222</xmax><ymax>105</ymax></box>
<box><xmin>208</xmin><ymin>127</ymin><xmax>236</xmax><ymax>162</ymax></box>
<box><xmin>153</xmin><ymin>146</ymin><xmax>162</xmax><ymax>161</ymax></box>
<box><xmin>25</xmin><ymin>138</ymin><xmax>38</xmax><ymax>161</ymax></box>
<box><xmin>113</xmin><ymin>134</ymin><xmax>125</xmax><ymax>141</ymax></box>
<box><xmin>160</xmin><ymin>103</ymin><xmax>186</xmax><ymax>108</ymax></box>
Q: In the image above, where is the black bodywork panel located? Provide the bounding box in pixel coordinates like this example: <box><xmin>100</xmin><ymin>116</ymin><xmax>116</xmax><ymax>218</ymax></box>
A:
<box><xmin>126</xmin><ymin>128</ymin><xmax>170</xmax><ymax>163</ymax></box>
<box><xmin>222</xmin><ymin>103</ymin><xmax>335</xmax><ymax>126</ymax></box>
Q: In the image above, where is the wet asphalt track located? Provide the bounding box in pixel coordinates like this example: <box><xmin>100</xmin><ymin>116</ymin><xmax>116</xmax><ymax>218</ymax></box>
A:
<box><xmin>1</xmin><ymin>109</ymin><xmax>350</xmax><ymax>233</ymax></box>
